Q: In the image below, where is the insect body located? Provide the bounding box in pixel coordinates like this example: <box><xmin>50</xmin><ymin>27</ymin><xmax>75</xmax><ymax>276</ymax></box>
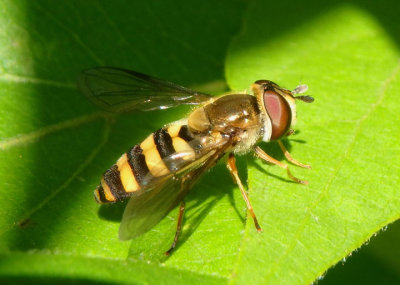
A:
<box><xmin>78</xmin><ymin>67</ymin><xmax>314</xmax><ymax>255</ymax></box>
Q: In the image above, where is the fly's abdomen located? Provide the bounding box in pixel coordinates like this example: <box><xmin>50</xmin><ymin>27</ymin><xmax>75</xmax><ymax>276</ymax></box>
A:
<box><xmin>94</xmin><ymin>123</ymin><xmax>198</xmax><ymax>203</ymax></box>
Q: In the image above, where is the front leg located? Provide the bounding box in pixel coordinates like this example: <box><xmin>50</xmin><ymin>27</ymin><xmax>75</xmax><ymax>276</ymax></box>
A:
<box><xmin>278</xmin><ymin>140</ymin><xmax>311</xmax><ymax>169</ymax></box>
<box><xmin>254</xmin><ymin>146</ymin><xmax>308</xmax><ymax>184</ymax></box>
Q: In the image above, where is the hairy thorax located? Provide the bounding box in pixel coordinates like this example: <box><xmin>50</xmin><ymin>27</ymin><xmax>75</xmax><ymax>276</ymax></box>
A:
<box><xmin>187</xmin><ymin>94</ymin><xmax>263</xmax><ymax>154</ymax></box>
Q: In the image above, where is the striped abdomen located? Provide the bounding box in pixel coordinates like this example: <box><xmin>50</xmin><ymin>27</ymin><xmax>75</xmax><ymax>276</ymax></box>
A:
<box><xmin>94</xmin><ymin>124</ymin><xmax>199</xmax><ymax>203</ymax></box>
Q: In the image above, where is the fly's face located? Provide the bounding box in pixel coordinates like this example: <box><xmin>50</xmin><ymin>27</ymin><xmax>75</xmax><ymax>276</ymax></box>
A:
<box><xmin>251</xmin><ymin>80</ymin><xmax>314</xmax><ymax>142</ymax></box>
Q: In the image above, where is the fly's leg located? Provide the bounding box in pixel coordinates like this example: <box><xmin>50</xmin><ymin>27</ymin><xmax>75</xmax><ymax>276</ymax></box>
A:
<box><xmin>254</xmin><ymin>146</ymin><xmax>308</xmax><ymax>185</ymax></box>
<box><xmin>278</xmin><ymin>140</ymin><xmax>311</xmax><ymax>169</ymax></box>
<box><xmin>227</xmin><ymin>153</ymin><xmax>262</xmax><ymax>232</ymax></box>
<box><xmin>164</xmin><ymin>144</ymin><xmax>231</xmax><ymax>256</ymax></box>
<box><xmin>165</xmin><ymin>200</ymin><xmax>185</xmax><ymax>256</ymax></box>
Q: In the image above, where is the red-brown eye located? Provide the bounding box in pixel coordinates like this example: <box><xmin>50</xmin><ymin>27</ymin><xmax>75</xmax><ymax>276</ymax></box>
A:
<box><xmin>263</xmin><ymin>90</ymin><xmax>292</xmax><ymax>140</ymax></box>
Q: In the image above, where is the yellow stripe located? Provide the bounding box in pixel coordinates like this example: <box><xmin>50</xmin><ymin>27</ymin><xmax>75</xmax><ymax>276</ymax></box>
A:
<box><xmin>100</xmin><ymin>177</ymin><xmax>116</xmax><ymax>202</ymax></box>
<box><xmin>117</xmin><ymin>153</ymin><xmax>140</xmax><ymax>192</ymax></box>
<box><xmin>167</xmin><ymin>124</ymin><xmax>182</xmax><ymax>137</ymax></box>
<box><xmin>144</xmin><ymin>147</ymin><xmax>170</xmax><ymax>176</ymax></box>
<box><xmin>172</xmin><ymin>137</ymin><xmax>195</xmax><ymax>160</ymax></box>
<box><xmin>140</xmin><ymin>132</ymin><xmax>170</xmax><ymax>177</ymax></box>
<box><xmin>94</xmin><ymin>189</ymin><xmax>102</xmax><ymax>203</ymax></box>
<box><xmin>120</xmin><ymin>164</ymin><xmax>140</xmax><ymax>192</ymax></box>
<box><xmin>116</xmin><ymin>153</ymin><xmax>128</xmax><ymax>168</ymax></box>
<box><xmin>140</xmin><ymin>134</ymin><xmax>154</xmax><ymax>151</ymax></box>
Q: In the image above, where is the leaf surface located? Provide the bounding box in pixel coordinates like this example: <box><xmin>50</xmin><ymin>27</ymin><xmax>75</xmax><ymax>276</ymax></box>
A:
<box><xmin>1</xmin><ymin>0</ymin><xmax>400</xmax><ymax>284</ymax></box>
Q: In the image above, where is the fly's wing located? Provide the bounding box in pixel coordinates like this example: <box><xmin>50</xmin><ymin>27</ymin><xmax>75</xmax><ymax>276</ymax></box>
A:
<box><xmin>118</xmin><ymin>138</ymin><xmax>232</xmax><ymax>240</ymax></box>
<box><xmin>78</xmin><ymin>67</ymin><xmax>212</xmax><ymax>112</ymax></box>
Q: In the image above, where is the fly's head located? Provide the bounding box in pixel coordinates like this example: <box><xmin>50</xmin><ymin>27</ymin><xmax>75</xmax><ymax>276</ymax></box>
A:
<box><xmin>252</xmin><ymin>80</ymin><xmax>314</xmax><ymax>142</ymax></box>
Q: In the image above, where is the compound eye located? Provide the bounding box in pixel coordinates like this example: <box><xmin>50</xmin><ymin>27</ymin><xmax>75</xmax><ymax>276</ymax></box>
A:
<box><xmin>254</xmin><ymin>79</ymin><xmax>270</xmax><ymax>85</ymax></box>
<box><xmin>263</xmin><ymin>90</ymin><xmax>292</xmax><ymax>140</ymax></box>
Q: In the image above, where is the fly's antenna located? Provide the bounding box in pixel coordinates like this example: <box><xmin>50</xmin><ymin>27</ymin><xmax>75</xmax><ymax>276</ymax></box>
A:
<box><xmin>292</xmin><ymin>84</ymin><xmax>314</xmax><ymax>103</ymax></box>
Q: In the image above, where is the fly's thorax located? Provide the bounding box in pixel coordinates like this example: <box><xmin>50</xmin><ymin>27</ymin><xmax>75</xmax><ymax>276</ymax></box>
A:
<box><xmin>187</xmin><ymin>94</ymin><xmax>263</xmax><ymax>153</ymax></box>
<box><xmin>187</xmin><ymin>105</ymin><xmax>212</xmax><ymax>133</ymax></box>
<box><xmin>188</xmin><ymin>94</ymin><xmax>262</xmax><ymax>133</ymax></box>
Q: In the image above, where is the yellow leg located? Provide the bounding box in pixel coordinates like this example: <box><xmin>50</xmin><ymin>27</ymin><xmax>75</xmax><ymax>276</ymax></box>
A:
<box><xmin>254</xmin><ymin>146</ymin><xmax>308</xmax><ymax>185</ymax></box>
<box><xmin>278</xmin><ymin>140</ymin><xmax>311</xmax><ymax>169</ymax></box>
<box><xmin>227</xmin><ymin>153</ymin><xmax>262</xmax><ymax>232</ymax></box>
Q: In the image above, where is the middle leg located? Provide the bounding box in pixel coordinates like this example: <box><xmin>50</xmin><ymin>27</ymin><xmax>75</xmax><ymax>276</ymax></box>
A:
<box><xmin>227</xmin><ymin>153</ymin><xmax>262</xmax><ymax>232</ymax></box>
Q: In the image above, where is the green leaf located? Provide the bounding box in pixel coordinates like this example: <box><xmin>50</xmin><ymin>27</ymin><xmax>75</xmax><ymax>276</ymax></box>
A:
<box><xmin>226</xmin><ymin>1</ymin><xmax>400</xmax><ymax>284</ymax></box>
<box><xmin>1</xmin><ymin>0</ymin><xmax>400</xmax><ymax>284</ymax></box>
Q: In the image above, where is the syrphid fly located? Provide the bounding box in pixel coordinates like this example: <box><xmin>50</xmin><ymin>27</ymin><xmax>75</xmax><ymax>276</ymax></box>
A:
<box><xmin>78</xmin><ymin>67</ymin><xmax>314</xmax><ymax>255</ymax></box>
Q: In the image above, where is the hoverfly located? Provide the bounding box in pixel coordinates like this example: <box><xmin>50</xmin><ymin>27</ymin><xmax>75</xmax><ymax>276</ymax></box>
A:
<box><xmin>78</xmin><ymin>67</ymin><xmax>314</xmax><ymax>255</ymax></box>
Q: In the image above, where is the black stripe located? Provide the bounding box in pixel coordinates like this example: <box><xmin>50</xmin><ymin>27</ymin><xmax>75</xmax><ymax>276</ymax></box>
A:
<box><xmin>250</xmin><ymin>96</ymin><xmax>261</xmax><ymax>115</ymax></box>
<box><xmin>154</xmin><ymin>128</ymin><xmax>176</xmax><ymax>159</ymax></box>
<box><xmin>127</xmin><ymin>144</ymin><xmax>150</xmax><ymax>185</ymax></box>
<box><xmin>95</xmin><ymin>185</ymin><xmax>109</xmax><ymax>203</ymax></box>
<box><xmin>178</xmin><ymin>125</ymin><xmax>203</xmax><ymax>153</ymax></box>
<box><xmin>178</xmin><ymin>125</ymin><xmax>193</xmax><ymax>142</ymax></box>
<box><xmin>103</xmin><ymin>165</ymin><xmax>128</xmax><ymax>200</ymax></box>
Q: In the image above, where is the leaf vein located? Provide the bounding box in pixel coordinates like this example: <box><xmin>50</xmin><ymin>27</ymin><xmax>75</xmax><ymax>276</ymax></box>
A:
<box><xmin>12</xmin><ymin>119</ymin><xmax>112</xmax><ymax>231</ymax></box>
<box><xmin>32</xmin><ymin>3</ymin><xmax>103</xmax><ymax>65</ymax></box>
<box><xmin>0</xmin><ymin>73</ymin><xmax>75</xmax><ymax>89</ymax></box>
<box><xmin>0</xmin><ymin>112</ymin><xmax>105</xmax><ymax>150</ymax></box>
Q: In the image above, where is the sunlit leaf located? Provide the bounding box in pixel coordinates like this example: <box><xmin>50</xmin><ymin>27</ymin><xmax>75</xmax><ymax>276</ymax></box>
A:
<box><xmin>1</xmin><ymin>0</ymin><xmax>400</xmax><ymax>284</ymax></box>
<box><xmin>226</xmin><ymin>1</ymin><xmax>400</xmax><ymax>284</ymax></box>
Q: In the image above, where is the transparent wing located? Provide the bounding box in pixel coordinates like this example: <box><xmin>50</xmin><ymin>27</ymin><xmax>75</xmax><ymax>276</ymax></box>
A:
<box><xmin>118</xmin><ymin>137</ymin><xmax>232</xmax><ymax>240</ymax></box>
<box><xmin>78</xmin><ymin>67</ymin><xmax>212</xmax><ymax>112</ymax></box>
